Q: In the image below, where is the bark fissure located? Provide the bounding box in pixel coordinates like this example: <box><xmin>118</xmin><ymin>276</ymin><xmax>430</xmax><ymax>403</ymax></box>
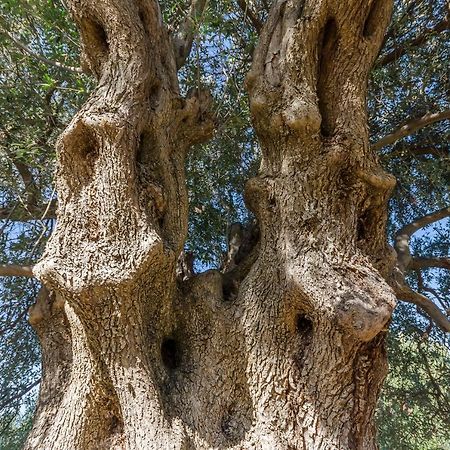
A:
<box><xmin>317</xmin><ymin>17</ymin><xmax>339</xmax><ymax>137</ymax></box>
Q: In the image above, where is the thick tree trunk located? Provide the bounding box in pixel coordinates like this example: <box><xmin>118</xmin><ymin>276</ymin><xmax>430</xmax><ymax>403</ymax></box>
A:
<box><xmin>26</xmin><ymin>0</ymin><xmax>396</xmax><ymax>449</ymax></box>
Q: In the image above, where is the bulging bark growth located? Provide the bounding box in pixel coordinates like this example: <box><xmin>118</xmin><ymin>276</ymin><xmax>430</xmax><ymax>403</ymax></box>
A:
<box><xmin>26</xmin><ymin>0</ymin><xmax>397</xmax><ymax>449</ymax></box>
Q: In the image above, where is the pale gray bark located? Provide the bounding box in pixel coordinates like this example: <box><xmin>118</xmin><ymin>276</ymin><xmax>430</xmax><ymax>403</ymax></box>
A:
<box><xmin>26</xmin><ymin>0</ymin><xmax>398</xmax><ymax>449</ymax></box>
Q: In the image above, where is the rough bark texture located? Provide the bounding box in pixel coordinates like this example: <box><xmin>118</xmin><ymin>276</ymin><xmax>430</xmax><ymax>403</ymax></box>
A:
<box><xmin>26</xmin><ymin>0</ymin><xmax>396</xmax><ymax>449</ymax></box>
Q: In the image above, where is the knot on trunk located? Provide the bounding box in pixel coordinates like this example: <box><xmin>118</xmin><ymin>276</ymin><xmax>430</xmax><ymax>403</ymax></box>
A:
<box><xmin>28</xmin><ymin>286</ymin><xmax>65</xmax><ymax>330</ymax></box>
<box><xmin>301</xmin><ymin>260</ymin><xmax>396</xmax><ymax>342</ymax></box>
<box><xmin>176</xmin><ymin>251</ymin><xmax>195</xmax><ymax>281</ymax></box>
<box><xmin>177</xmin><ymin>88</ymin><xmax>216</xmax><ymax>146</ymax></box>
<box><xmin>221</xmin><ymin>220</ymin><xmax>260</xmax><ymax>301</ymax></box>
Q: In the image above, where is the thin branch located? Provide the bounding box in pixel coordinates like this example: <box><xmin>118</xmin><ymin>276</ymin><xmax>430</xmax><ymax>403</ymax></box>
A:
<box><xmin>381</xmin><ymin>0</ymin><xmax>418</xmax><ymax>47</ymax></box>
<box><xmin>236</xmin><ymin>0</ymin><xmax>263</xmax><ymax>33</ymax></box>
<box><xmin>372</xmin><ymin>109</ymin><xmax>450</xmax><ymax>151</ymax></box>
<box><xmin>384</xmin><ymin>145</ymin><xmax>449</xmax><ymax>160</ymax></box>
<box><xmin>0</xmin><ymin>27</ymin><xmax>82</xmax><ymax>74</ymax></box>
<box><xmin>0</xmin><ymin>198</ymin><xmax>57</xmax><ymax>223</ymax></box>
<box><xmin>395</xmin><ymin>282</ymin><xmax>450</xmax><ymax>333</ymax></box>
<box><xmin>173</xmin><ymin>0</ymin><xmax>209</xmax><ymax>69</ymax></box>
<box><xmin>0</xmin><ymin>264</ymin><xmax>34</xmax><ymax>277</ymax></box>
<box><xmin>411</xmin><ymin>257</ymin><xmax>450</xmax><ymax>270</ymax></box>
<box><xmin>417</xmin><ymin>343</ymin><xmax>450</xmax><ymax>418</ymax></box>
<box><xmin>376</xmin><ymin>19</ymin><xmax>449</xmax><ymax>67</ymax></box>
<box><xmin>417</xmin><ymin>270</ymin><xmax>449</xmax><ymax>312</ymax></box>
<box><xmin>0</xmin><ymin>379</ymin><xmax>40</xmax><ymax>411</ymax></box>
<box><xmin>0</xmin><ymin>307</ymin><xmax>29</xmax><ymax>336</ymax></box>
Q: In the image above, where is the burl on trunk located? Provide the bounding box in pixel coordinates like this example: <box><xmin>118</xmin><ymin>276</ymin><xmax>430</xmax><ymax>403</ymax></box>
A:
<box><xmin>26</xmin><ymin>0</ymin><xmax>397</xmax><ymax>448</ymax></box>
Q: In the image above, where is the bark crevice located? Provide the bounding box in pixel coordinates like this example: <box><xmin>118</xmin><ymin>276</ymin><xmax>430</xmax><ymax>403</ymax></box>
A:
<box><xmin>317</xmin><ymin>17</ymin><xmax>339</xmax><ymax>137</ymax></box>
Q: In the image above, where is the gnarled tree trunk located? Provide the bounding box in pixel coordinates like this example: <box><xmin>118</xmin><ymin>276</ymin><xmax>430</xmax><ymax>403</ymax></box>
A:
<box><xmin>26</xmin><ymin>0</ymin><xmax>397</xmax><ymax>448</ymax></box>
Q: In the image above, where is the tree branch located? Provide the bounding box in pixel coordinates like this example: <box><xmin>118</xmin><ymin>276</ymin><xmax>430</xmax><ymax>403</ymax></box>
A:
<box><xmin>417</xmin><ymin>343</ymin><xmax>450</xmax><ymax>419</ymax></box>
<box><xmin>394</xmin><ymin>206</ymin><xmax>450</xmax><ymax>272</ymax></box>
<box><xmin>0</xmin><ymin>129</ymin><xmax>38</xmax><ymax>203</ymax></box>
<box><xmin>236</xmin><ymin>0</ymin><xmax>263</xmax><ymax>33</ymax></box>
<box><xmin>417</xmin><ymin>270</ymin><xmax>449</xmax><ymax>312</ymax></box>
<box><xmin>0</xmin><ymin>264</ymin><xmax>34</xmax><ymax>277</ymax></box>
<box><xmin>391</xmin><ymin>207</ymin><xmax>450</xmax><ymax>332</ymax></box>
<box><xmin>394</xmin><ymin>281</ymin><xmax>450</xmax><ymax>333</ymax></box>
<box><xmin>380</xmin><ymin>0</ymin><xmax>418</xmax><ymax>48</ymax></box>
<box><xmin>0</xmin><ymin>379</ymin><xmax>40</xmax><ymax>411</ymax></box>
<box><xmin>0</xmin><ymin>201</ymin><xmax>57</xmax><ymax>223</ymax></box>
<box><xmin>397</xmin><ymin>206</ymin><xmax>450</xmax><ymax>238</ymax></box>
<box><xmin>376</xmin><ymin>19</ymin><xmax>449</xmax><ymax>67</ymax></box>
<box><xmin>8</xmin><ymin>154</ymin><xmax>34</xmax><ymax>189</ymax></box>
<box><xmin>0</xmin><ymin>306</ymin><xmax>29</xmax><ymax>336</ymax></box>
<box><xmin>173</xmin><ymin>0</ymin><xmax>209</xmax><ymax>69</ymax></box>
<box><xmin>411</xmin><ymin>257</ymin><xmax>450</xmax><ymax>270</ymax></box>
<box><xmin>384</xmin><ymin>144</ymin><xmax>449</xmax><ymax>160</ymax></box>
<box><xmin>372</xmin><ymin>110</ymin><xmax>450</xmax><ymax>151</ymax></box>
<box><xmin>0</xmin><ymin>27</ymin><xmax>83</xmax><ymax>74</ymax></box>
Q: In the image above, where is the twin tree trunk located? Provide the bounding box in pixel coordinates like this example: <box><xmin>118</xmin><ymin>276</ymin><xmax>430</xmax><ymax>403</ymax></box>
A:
<box><xmin>26</xmin><ymin>0</ymin><xmax>397</xmax><ymax>448</ymax></box>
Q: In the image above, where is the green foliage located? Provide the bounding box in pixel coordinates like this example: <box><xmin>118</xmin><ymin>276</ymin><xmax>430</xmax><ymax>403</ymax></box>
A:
<box><xmin>378</xmin><ymin>304</ymin><xmax>450</xmax><ymax>450</ymax></box>
<box><xmin>0</xmin><ymin>401</ymin><xmax>34</xmax><ymax>450</ymax></box>
<box><xmin>0</xmin><ymin>1</ymin><xmax>89</xmax><ymax>446</ymax></box>
<box><xmin>370</xmin><ymin>0</ymin><xmax>449</xmax><ymax>219</ymax></box>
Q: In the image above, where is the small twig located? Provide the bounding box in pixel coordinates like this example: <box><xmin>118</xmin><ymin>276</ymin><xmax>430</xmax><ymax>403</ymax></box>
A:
<box><xmin>236</xmin><ymin>0</ymin><xmax>263</xmax><ymax>33</ymax></box>
<box><xmin>0</xmin><ymin>27</ymin><xmax>82</xmax><ymax>74</ymax></box>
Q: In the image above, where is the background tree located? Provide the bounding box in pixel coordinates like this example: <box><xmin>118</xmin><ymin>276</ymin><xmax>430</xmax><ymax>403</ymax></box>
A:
<box><xmin>0</xmin><ymin>0</ymin><xmax>448</xmax><ymax>448</ymax></box>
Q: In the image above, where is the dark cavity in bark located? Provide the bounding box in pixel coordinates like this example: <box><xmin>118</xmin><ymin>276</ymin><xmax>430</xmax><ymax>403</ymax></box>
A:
<box><xmin>363</xmin><ymin>0</ymin><xmax>383</xmax><ymax>38</ymax></box>
<box><xmin>161</xmin><ymin>337</ymin><xmax>182</xmax><ymax>370</ymax></box>
<box><xmin>82</xmin><ymin>18</ymin><xmax>109</xmax><ymax>73</ymax></box>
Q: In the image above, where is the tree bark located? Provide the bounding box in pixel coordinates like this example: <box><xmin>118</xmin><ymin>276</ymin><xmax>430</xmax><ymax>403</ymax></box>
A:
<box><xmin>26</xmin><ymin>0</ymin><xmax>397</xmax><ymax>449</ymax></box>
